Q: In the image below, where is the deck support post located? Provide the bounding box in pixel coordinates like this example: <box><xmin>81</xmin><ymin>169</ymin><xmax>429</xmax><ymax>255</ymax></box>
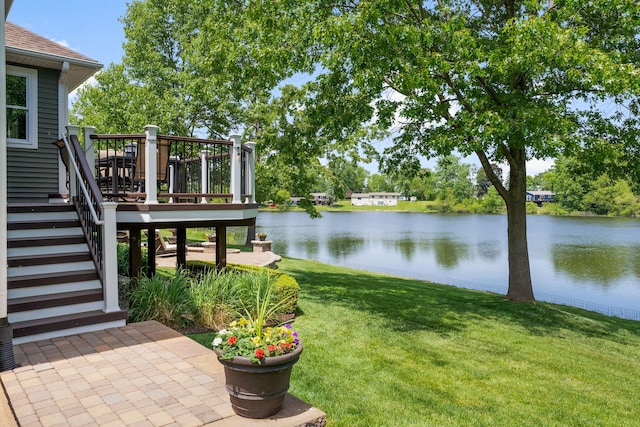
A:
<box><xmin>101</xmin><ymin>202</ymin><xmax>121</xmax><ymax>313</ymax></box>
<box><xmin>144</xmin><ymin>125</ymin><xmax>159</xmax><ymax>204</ymax></box>
<box><xmin>130</xmin><ymin>229</ymin><xmax>143</xmax><ymax>279</ymax></box>
<box><xmin>230</xmin><ymin>134</ymin><xmax>242</xmax><ymax>204</ymax></box>
<box><xmin>216</xmin><ymin>226</ymin><xmax>227</xmax><ymax>272</ymax></box>
<box><xmin>147</xmin><ymin>226</ymin><xmax>157</xmax><ymax>276</ymax></box>
<box><xmin>244</xmin><ymin>141</ymin><xmax>256</xmax><ymax>204</ymax></box>
<box><xmin>176</xmin><ymin>228</ymin><xmax>187</xmax><ymax>269</ymax></box>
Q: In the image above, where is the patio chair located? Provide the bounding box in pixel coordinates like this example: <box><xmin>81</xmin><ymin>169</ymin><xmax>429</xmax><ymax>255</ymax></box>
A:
<box><xmin>133</xmin><ymin>138</ymin><xmax>171</xmax><ymax>193</ymax></box>
<box><xmin>154</xmin><ymin>231</ymin><xmax>177</xmax><ymax>256</ymax></box>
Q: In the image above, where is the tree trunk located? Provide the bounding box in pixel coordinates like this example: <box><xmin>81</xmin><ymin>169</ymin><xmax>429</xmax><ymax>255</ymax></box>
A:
<box><xmin>505</xmin><ymin>149</ymin><xmax>535</xmax><ymax>302</ymax></box>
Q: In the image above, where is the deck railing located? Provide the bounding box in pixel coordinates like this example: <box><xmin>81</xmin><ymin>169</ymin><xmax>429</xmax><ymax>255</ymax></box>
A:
<box><xmin>83</xmin><ymin>126</ymin><xmax>255</xmax><ymax>204</ymax></box>
<box><xmin>55</xmin><ymin>132</ymin><xmax>105</xmax><ymax>280</ymax></box>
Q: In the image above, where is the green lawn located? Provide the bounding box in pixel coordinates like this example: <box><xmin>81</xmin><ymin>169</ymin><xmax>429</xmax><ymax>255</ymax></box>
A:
<box><xmin>190</xmin><ymin>257</ymin><xmax>640</xmax><ymax>426</ymax></box>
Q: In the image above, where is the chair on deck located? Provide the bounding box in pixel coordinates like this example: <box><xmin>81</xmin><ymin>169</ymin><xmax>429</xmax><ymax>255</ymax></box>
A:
<box><xmin>133</xmin><ymin>138</ymin><xmax>171</xmax><ymax>194</ymax></box>
<box><xmin>154</xmin><ymin>231</ymin><xmax>177</xmax><ymax>256</ymax></box>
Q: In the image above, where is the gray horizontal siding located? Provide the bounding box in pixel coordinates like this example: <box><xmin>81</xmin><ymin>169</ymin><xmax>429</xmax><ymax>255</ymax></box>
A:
<box><xmin>8</xmin><ymin>66</ymin><xmax>60</xmax><ymax>202</ymax></box>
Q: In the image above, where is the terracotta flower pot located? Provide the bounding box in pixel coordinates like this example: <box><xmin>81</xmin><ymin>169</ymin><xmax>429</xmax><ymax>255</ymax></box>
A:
<box><xmin>214</xmin><ymin>344</ymin><xmax>303</xmax><ymax>418</ymax></box>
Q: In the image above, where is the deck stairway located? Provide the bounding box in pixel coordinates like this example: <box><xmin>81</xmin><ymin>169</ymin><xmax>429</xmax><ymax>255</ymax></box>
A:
<box><xmin>7</xmin><ymin>203</ymin><xmax>127</xmax><ymax>344</ymax></box>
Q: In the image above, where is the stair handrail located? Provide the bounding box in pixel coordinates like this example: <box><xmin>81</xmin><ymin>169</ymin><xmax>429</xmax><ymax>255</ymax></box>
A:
<box><xmin>59</xmin><ymin>133</ymin><xmax>104</xmax><ymax>225</ymax></box>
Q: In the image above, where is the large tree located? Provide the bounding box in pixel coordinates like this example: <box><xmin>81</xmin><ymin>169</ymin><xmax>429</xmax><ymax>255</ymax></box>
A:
<box><xmin>245</xmin><ymin>0</ymin><xmax>640</xmax><ymax>301</ymax></box>
<box><xmin>73</xmin><ymin>0</ymin><xmax>640</xmax><ymax>301</ymax></box>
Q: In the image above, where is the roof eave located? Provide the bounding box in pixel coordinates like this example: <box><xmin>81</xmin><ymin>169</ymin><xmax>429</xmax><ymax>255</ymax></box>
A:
<box><xmin>6</xmin><ymin>46</ymin><xmax>102</xmax><ymax>91</ymax></box>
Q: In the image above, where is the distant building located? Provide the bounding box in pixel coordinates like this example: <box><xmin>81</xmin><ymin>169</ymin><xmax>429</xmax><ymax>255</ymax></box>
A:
<box><xmin>526</xmin><ymin>191</ymin><xmax>555</xmax><ymax>206</ymax></box>
<box><xmin>351</xmin><ymin>192</ymin><xmax>401</xmax><ymax>206</ymax></box>
<box><xmin>311</xmin><ymin>193</ymin><xmax>331</xmax><ymax>205</ymax></box>
<box><xmin>290</xmin><ymin>193</ymin><xmax>332</xmax><ymax>206</ymax></box>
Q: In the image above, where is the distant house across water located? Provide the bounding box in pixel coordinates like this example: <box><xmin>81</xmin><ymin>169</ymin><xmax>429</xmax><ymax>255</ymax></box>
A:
<box><xmin>351</xmin><ymin>192</ymin><xmax>401</xmax><ymax>206</ymax></box>
<box><xmin>290</xmin><ymin>193</ymin><xmax>332</xmax><ymax>206</ymax></box>
<box><xmin>526</xmin><ymin>191</ymin><xmax>555</xmax><ymax>206</ymax></box>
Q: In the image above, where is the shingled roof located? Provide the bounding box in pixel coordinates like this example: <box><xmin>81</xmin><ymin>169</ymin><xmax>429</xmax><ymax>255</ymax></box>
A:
<box><xmin>5</xmin><ymin>21</ymin><xmax>102</xmax><ymax>90</ymax></box>
<box><xmin>5</xmin><ymin>21</ymin><xmax>100</xmax><ymax>65</ymax></box>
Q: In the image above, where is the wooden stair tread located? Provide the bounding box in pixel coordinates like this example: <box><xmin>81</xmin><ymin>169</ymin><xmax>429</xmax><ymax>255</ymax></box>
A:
<box><xmin>8</xmin><ymin>235</ymin><xmax>87</xmax><ymax>248</ymax></box>
<box><xmin>8</xmin><ymin>270</ymin><xmax>100</xmax><ymax>289</ymax></box>
<box><xmin>8</xmin><ymin>289</ymin><xmax>103</xmax><ymax>313</ymax></box>
<box><xmin>8</xmin><ymin>203</ymin><xmax>75</xmax><ymax>213</ymax></box>
<box><xmin>8</xmin><ymin>219</ymin><xmax>81</xmax><ymax>230</ymax></box>
<box><xmin>12</xmin><ymin>310</ymin><xmax>128</xmax><ymax>338</ymax></box>
<box><xmin>8</xmin><ymin>251</ymin><xmax>92</xmax><ymax>267</ymax></box>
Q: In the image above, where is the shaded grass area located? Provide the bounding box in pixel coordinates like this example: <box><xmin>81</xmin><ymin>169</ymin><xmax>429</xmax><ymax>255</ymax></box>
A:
<box><xmin>261</xmin><ymin>257</ymin><xmax>640</xmax><ymax>426</ymax></box>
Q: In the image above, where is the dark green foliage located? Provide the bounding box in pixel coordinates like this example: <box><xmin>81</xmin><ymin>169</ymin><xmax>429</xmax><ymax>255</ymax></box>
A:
<box><xmin>128</xmin><ymin>270</ymin><xmax>196</xmax><ymax>329</ymax></box>
<box><xmin>125</xmin><ymin>261</ymin><xmax>300</xmax><ymax>330</ymax></box>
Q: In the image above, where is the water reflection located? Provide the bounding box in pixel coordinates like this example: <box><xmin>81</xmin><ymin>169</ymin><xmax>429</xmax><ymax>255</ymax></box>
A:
<box><xmin>428</xmin><ymin>238</ymin><xmax>470</xmax><ymax>269</ymax></box>
<box><xmin>476</xmin><ymin>240</ymin><xmax>501</xmax><ymax>260</ymax></box>
<box><xmin>392</xmin><ymin>238</ymin><xmax>417</xmax><ymax>261</ymax></box>
<box><xmin>257</xmin><ymin>211</ymin><xmax>640</xmax><ymax>310</ymax></box>
<box><xmin>326</xmin><ymin>235</ymin><xmax>365</xmax><ymax>259</ymax></box>
<box><xmin>300</xmin><ymin>239</ymin><xmax>319</xmax><ymax>257</ymax></box>
<box><xmin>552</xmin><ymin>244</ymin><xmax>638</xmax><ymax>288</ymax></box>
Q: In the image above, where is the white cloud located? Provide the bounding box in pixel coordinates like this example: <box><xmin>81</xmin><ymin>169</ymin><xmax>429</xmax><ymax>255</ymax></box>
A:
<box><xmin>526</xmin><ymin>158</ymin><xmax>554</xmax><ymax>176</ymax></box>
<box><xmin>50</xmin><ymin>38</ymin><xmax>71</xmax><ymax>49</ymax></box>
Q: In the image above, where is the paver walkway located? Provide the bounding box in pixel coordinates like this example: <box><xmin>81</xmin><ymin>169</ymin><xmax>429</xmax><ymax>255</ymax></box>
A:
<box><xmin>155</xmin><ymin>250</ymin><xmax>282</xmax><ymax>269</ymax></box>
<box><xmin>0</xmin><ymin>321</ymin><xmax>325</xmax><ymax>427</ymax></box>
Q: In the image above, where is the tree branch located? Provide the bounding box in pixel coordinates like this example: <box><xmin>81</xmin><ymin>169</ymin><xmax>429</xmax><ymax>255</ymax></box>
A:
<box><xmin>476</xmin><ymin>147</ymin><xmax>509</xmax><ymax>199</ymax></box>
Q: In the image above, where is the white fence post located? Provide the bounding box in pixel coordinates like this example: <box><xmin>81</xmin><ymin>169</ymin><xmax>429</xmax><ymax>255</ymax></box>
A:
<box><xmin>144</xmin><ymin>125</ymin><xmax>159</xmax><ymax>204</ymax></box>
<box><xmin>230</xmin><ymin>134</ymin><xmax>242</xmax><ymax>204</ymax></box>
<box><xmin>101</xmin><ymin>202</ymin><xmax>121</xmax><ymax>313</ymax></box>
<box><xmin>244</xmin><ymin>141</ymin><xmax>256</xmax><ymax>204</ymax></box>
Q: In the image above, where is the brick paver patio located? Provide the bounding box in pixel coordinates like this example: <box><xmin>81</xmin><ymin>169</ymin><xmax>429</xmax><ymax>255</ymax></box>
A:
<box><xmin>0</xmin><ymin>321</ymin><xmax>325</xmax><ymax>426</ymax></box>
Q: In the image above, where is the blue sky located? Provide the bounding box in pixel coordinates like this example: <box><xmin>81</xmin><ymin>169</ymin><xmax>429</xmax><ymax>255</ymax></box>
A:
<box><xmin>8</xmin><ymin>0</ymin><xmax>128</xmax><ymax>67</ymax></box>
<box><xmin>6</xmin><ymin>0</ymin><xmax>554</xmax><ymax>177</ymax></box>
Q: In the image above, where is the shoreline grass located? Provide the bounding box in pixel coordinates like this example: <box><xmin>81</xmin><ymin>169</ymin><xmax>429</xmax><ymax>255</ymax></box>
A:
<box><xmin>190</xmin><ymin>257</ymin><xmax>640</xmax><ymax>426</ymax></box>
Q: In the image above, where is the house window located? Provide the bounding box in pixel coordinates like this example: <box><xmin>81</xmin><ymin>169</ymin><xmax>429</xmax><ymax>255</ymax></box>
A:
<box><xmin>6</xmin><ymin>65</ymin><xmax>38</xmax><ymax>149</ymax></box>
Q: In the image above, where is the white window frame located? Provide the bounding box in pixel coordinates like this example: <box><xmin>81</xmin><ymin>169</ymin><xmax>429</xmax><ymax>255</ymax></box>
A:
<box><xmin>6</xmin><ymin>65</ymin><xmax>38</xmax><ymax>149</ymax></box>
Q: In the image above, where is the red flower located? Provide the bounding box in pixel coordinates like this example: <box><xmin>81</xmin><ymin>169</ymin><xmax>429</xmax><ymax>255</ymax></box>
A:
<box><xmin>267</xmin><ymin>344</ymin><xmax>277</xmax><ymax>353</ymax></box>
<box><xmin>255</xmin><ymin>348</ymin><xmax>265</xmax><ymax>359</ymax></box>
<box><xmin>227</xmin><ymin>336</ymin><xmax>237</xmax><ymax>345</ymax></box>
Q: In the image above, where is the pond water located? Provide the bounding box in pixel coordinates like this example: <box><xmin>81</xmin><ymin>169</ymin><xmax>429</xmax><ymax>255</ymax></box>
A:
<box><xmin>256</xmin><ymin>211</ymin><xmax>640</xmax><ymax>319</ymax></box>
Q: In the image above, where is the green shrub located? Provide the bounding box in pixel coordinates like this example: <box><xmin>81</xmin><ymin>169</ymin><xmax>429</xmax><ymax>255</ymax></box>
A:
<box><xmin>128</xmin><ymin>270</ymin><xmax>195</xmax><ymax>329</ymax></box>
<box><xmin>190</xmin><ymin>269</ymin><xmax>241</xmax><ymax>329</ymax></box>
<box><xmin>227</xmin><ymin>264</ymin><xmax>300</xmax><ymax>314</ymax></box>
<box><xmin>117</xmin><ymin>243</ymin><xmax>148</xmax><ymax>277</ymax></box>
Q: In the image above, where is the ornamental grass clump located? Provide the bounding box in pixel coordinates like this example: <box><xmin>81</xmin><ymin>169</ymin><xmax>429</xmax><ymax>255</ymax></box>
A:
<box><xmin>212</xmin><ymin>269</ymin><xmax>301</xmax><ymax>364</ymax></box>
<box><xmin>213</xmin><ymin>319</ymin><xmax>300</xmax><ymax>363</ymax></box>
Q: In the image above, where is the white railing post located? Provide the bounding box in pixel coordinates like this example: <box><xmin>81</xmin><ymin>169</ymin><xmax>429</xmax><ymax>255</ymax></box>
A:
<box><xmin>168</xmin><ymin>162</ymin><xmax>175</xmax><ymax>203</ymax></box>
<box><xmin>101</xmin><ymin>202</ymin><xmax>121</xmax><ymax>313</ymax></box>
<box><xmin>82</xmin><ymin>126</ymin><xmax>96</xmax><ymax>172</ymax></box>
<box><xmin>244</xmin><ymin>141</ymin><xmax>256</xmax><ymax>204</ymax></box>
<box><xmin>230</xmin><ymin>134</ymin><xmax>242</xmax><ymax>204</ymax></box>
<box><xmin>200</xmin><ymin>149</ymin><xmax>209</xmax><ymax>204</ymax></box>
<box><xmin>65</xmin><ymin>125</ymin><xmax>80</xmax><ymax>199</ymax></box>
<box><xmin>144</xmin><ymin>125</ymin><xmax>159</xmax><ymax>204</ymax></box>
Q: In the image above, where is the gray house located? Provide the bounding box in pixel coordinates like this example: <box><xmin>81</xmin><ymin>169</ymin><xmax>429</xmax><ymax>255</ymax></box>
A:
<box><xmin>1</xmin><ymin>1</ymin><xmax>258</xmax><ymax>369</ymax></box>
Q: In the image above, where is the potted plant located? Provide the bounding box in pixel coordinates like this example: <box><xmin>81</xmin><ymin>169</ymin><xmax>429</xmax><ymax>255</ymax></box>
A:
<box><xmin>212</xmin><ymin>270</ymin><xmax>301</xmax><ymax>418</ymax></box>
<box><xmin>256</xmin><ymin>232</ymin><xmax>268</xmax><ymax>241</ymax></box>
